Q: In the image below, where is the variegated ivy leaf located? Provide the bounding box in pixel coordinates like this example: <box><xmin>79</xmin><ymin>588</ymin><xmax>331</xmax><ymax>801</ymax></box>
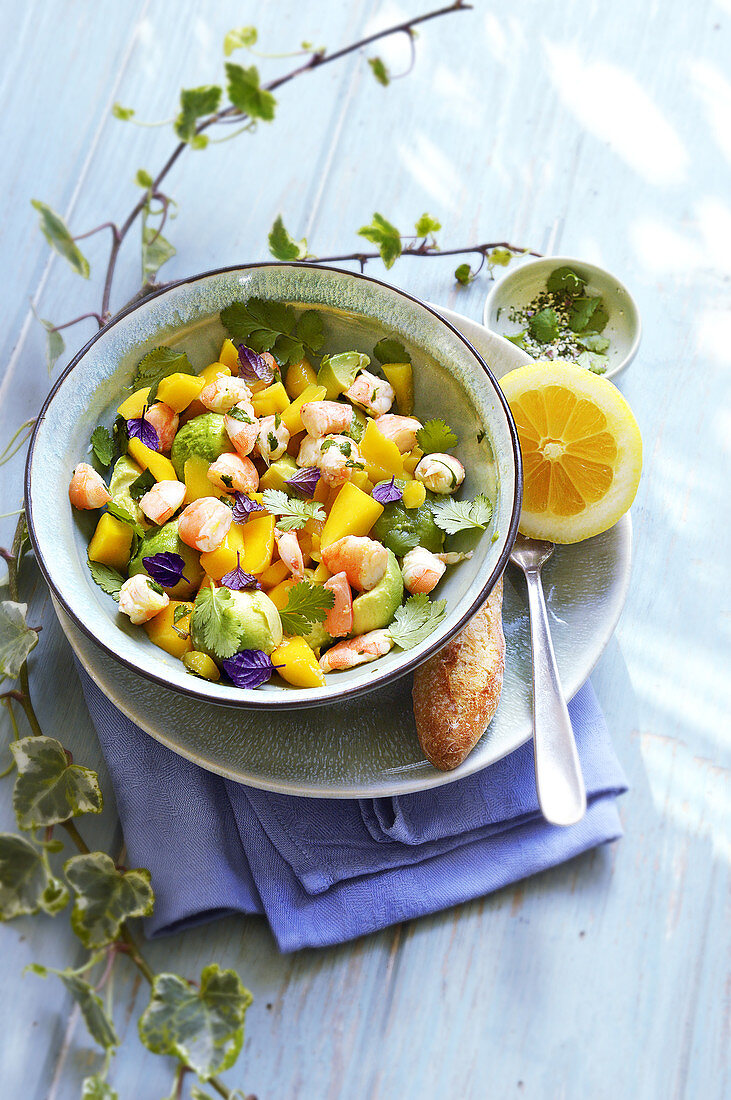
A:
<box><xmin>0</xmin><ymin>601</ymin><xmax>38</xmax><ymax>683</ymax></box>
<box><xmin>11</xmin><ymin>736</ymin><xmax>102</xmax><ymax>829</ymax></box>
<box><xmin>142</xmin><ymin>224</ymin><xmax>176</xmax><ymax>283</ymax></box>
<box><xmin>28</xmin><ymin>964</ymin><xmax>119</xmax><ymax>1049</ymax></box>
<box><xmin>82</xmin><ymin>1077</ymin><xmax>118</xmax><ymax>1100</ymax></box>
<box><xmin>65</xmin><ymin>852</ymin><xmax>154</xmax><ymax>949</ymax></box>
<box><xmin>30</xmin><ymin>200</ymin><xmax>90</xmax><ymax>278</ymax></box>
<box><xmin>138</xmin><ymin>964</ymin><xmax>253</xmax><ymax>1080</ymax></box>
<box><xmin>0</xmin><ymin>833</ymin><xmax>69</xmax><ymax>920</ymax></box>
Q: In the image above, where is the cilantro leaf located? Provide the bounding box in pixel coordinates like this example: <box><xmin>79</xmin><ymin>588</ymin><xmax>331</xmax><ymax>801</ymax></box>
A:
<box><xmin>590</xmin><ymin>301</ymin><xmax>609</xmax><ymax>333</ymax></box>
<box><xmin>64</xmin><ymin>851</ymin><xmax>154</xmax><ymax>949</ymax></box>
<box><xmin>546</xmin><ymin>265</ymin><xmax>586</xmax><ymax>295</ymax></box>
<box><xmin>278</xmin><ymin>582</ymin><xmax>334</xmax><ymax>636</ymax></box>
<box><xmin>128</xmin><ymin>467</ymin><xmax>156</xmax><ymax>501</ymax></box>
<box><xmin>105</xmin><ymin>501</ymin><xmax>145</xmax><ymax>539</ymax></box>
<box><xmin>0</xmin><ymin>833</ymin><xmax>69</xmax><ymax>920</ymax></box>
<box><xmin>528</xmin><ymin>307</ymin><xmax>559</xmax><ymax>343</ymax></box>
<box><xmin>373</xmin><ymin>338</ymin><xmax>411</xmax><ymax>365</ymax></box>
<box><xmin>295</xmin><ymin>309</ymin><xmax>324</xmax><ymax>352</ymax></box>
<box><xmin>416</xmin><ymin>418</ymin><xmax>458</xmax><ymax>454</ymax></box>
<box><xmin>192</xmin><ymin>586</ymin><xmax>241</xmax><ymax>659</ymax></box>
<box><xmin>29</xmin><ymin>964</ymin><xmax>118</xmax><ymax>1049</ymax></box>
<box><xmin>261</xmin><ymin>489</ymin><xmax>326</xmax><ymax>532</ymax></box>
<box><xmin>173</xmin><ymin>604</ymin><xmax>192</xmax><ymax>625</ymax></box>
<box><xmin>220</xmin><ymin>299</ymin><xmax>322</xmax><ymax>366</ymax></box>
<box><xmin>87</xmin><ymin>560</ymin><xmax>124</xmax><ymax>601</ymax></box>
<box><xmin>455</xmin><ymin>263</ymin><xmax>473</xmax><ymax>285</ymax></box>
<box><xmin>358</xmin><ymin>213</ymin><xmax>402</xmax><ymax>269</ymax></box>
<box><xmin>10</xmin><ymin>735</ymin><xmax>103</xmax><ymax>829</ymax></box>
<box><xmin>368</xmin><ymin>57</ymin><xmax>390</xmax><ymax>86</ymax></box>
<box><xmin>225</xmin><ymin>62</ymin><xmax>277</xmax><ymax>122</ymax></box>
<box><xmin>31</xmin><ymin>200</ymin><xmax>90</xmax><ymax>278</ymax></box>
<box><xmin>577</xmin><ymin>332</ymin><xmax>610</xmax><ymax>353</ymax></box>
<box><xmin>174</xmin><ymin>85</ymin><xmax>222</xmax><ymax>143</ymax></box>
<box><xmin>415</xmin><ymin>213</ymin><xmax>441</xmax><ymax>236</ymax></box>
<box><xmin>567</xmin><ymin>295</ymin><xmax>600</xmax><ymax>334</ymax></box>
<box><xmin>133</xmin><ymin>345</ymin><xmax>194</xmax><ymax>392</ymax></box>
<box><xmin>90</xmin><ymin>426</ymin><xmax>114</xmax><ymax>468</ymax></box>
<box><xmin>0</xmin><ymin>600</ymin><xmax>39</xmax><ymax>682</ymax></box>
<box><xmin>431</xmin><ymin>493</ymin><xmax>493</xmax><ymax>535</ymax></box>
<box><xmin>268</xmin><ymin>215</ymin><xmax>308</xmax><ymax>261</ymax></box>
<box><xmin>141</xmin><ymin>224</ymin><xmax>176</xmax><ymax>283</ymax></box>
<box><xmin>388</xmin><ymin>593</ymin><xmax>447</xmax><ymax>650</ymax></box>
<box><xmin>223</xmin><ymin>25</ymin><xmax>258</xmax><ymax>55</ymax></box>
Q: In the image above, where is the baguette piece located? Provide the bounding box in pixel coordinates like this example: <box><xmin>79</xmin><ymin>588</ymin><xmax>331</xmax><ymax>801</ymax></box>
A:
<box><xmin>412</xmin><ymin>577</ymin><xmax>505</xmax><ymax>771</ymax></box>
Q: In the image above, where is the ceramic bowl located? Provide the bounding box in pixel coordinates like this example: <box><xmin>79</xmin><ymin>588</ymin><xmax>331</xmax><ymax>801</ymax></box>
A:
<box><xmin>482</xmin><ymin>255</ymin><xmax>641</xmax><ymax>380</ymax></box>
<box><xmin>25</xmin><ymin>264</ymin><xmax>522</xmax><ymax>710</ymax></box>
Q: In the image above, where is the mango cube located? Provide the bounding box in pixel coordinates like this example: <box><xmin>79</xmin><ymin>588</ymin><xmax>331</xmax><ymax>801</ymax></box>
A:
<box><xmin>88</xmin><ymin>513</ymin><xmax>133</xmax><ymax>571</ymax></box>
<box><xmin>251</xmin><ymin>381</ymin><xmax>290</xmax><ymax>417</ymax></box>
<box><xmin>117</xmin><ymin>387</ymin><xmax>151</xmax><ymax>420</ymax></box>
<box><xmin>156</xmin><ymin>373</ymin><xmax>204</xmax><ymax>413</ymax></box>
<box><xmin>127</xmin><ymin>438</ymin><xmax>177</xmax><ymax>482</ymax></box>
<box><xmin>144</xmin><ymin>601</ymin><xmax>193</xmax><ymax>659</ymax></box>
<box><xmin>284</xmin><ymin>357</ymin><xmax>317</xmax><ymax>399</ymax></box>
<box><xmin>382</xmin><ymin>362</ymin><xmax>414</xmax><ymax>415</ymax></box>
<box><xmin>279</xmin><ymin>384</ymin><xmax>326</xmax><ymax>435</ymax></box>
<box><xmin>184</xmin><ymin>455</ymin><xmax>214</xmax><ymax>504</ymax></box>
<box><xmin>402</xmin><ymin>480</ymin><xmax>426</xmax><ymax>509</ymax></box>
<box><xmin>259</xmin><ymin>559</ymin><xmax>291</xmax><ymax>589</ymax></box>
<box><xmin>321</xmin><ymin>483</ymin><xmax>384</xmax><ymax>548</ymax></box>
<box><xmin>360</xmin><ymin>420</ymin><xmax>405</xmax><ymax>483</ymax></box>
<box><xmin>218</xmin><ymin>339</ymin><xmax>240</xmax><ymax>373</ymax></box>
<box><xmin>271</xmin><ymin>636</ymin><xmax>325</xmax><ymax>689</ymax></box>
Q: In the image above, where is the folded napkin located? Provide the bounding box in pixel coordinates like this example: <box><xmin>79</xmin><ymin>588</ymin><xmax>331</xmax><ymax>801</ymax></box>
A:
<box><xmin>77</xmin><ymin>666</ymin><xmax>627</xmax><ymax>952</ymax></box>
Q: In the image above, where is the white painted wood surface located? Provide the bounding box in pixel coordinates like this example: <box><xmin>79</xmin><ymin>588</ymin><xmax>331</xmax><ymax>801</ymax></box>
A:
<box><xmin>0</xmin><ymin>2</ymin><xmax>728</xmax><ymax>1097</ymax></box>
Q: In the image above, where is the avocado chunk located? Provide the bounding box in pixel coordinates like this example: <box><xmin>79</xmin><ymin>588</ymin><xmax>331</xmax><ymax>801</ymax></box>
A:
<box><xmin>109</xmin><ymin>455</ymin><xmax>148</xmax><ymax>527</ymax></box>
<box><xmin>259</xmin><ymin>454</ymin><xmax>298</xmax><ymax>493</ymax></box>
<box><xmin>191</xmin><ymin>589</ymin><xmax>283</xmax><ymax>661</ymax></box>
<box><xmin>128</xmin><ymin>519</ymin><xmax>203</xmax><ymax>600</ymax></box>
<box><xmin>351</xmin><ymin>550</ymin><xmax>403</xmax><ymax>635</ymax></box>
<box><xmin>371</xmin><ymin>494</ymin><xmax>444</xmax><ymax>556</ymax></box>
<box><xmin>170</xmin><ymin>413</ymin><xmax>230</xmax><ymax>479</ymax></box>
<box><xmin>316</xmin><ymin>351</ymin><xmax>369</xmax><ymax>401</ymax></box>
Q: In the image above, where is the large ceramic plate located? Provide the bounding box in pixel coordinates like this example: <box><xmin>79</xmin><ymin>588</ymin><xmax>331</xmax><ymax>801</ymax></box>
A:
<box><xmin>54</xmin><ymin>309</ymin><xmax>632</xmax><ymax>798</ymax></box>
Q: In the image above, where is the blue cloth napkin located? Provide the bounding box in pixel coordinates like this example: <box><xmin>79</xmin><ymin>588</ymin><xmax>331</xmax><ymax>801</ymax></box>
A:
<box><xmin>77</xmin><ymin>666</ymin><xmax>627</xmax><ymax>952</ymax></box>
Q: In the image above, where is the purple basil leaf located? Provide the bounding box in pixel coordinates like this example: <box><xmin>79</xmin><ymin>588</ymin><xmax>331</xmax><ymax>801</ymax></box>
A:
<box><xmin>142</xmin><ymin>551</ymin><xmax>188</xmax><ymax>588</ymax></box>
<box><xmin>127</xmin><ymin>408</ymin><xmax>160</xmax><ymax>452</ymax></box>
<box><xmin>372</xmin><ymin>477</ymin><xmax>403</xmax><ymax>504</ymax></box>
<box><xmin>222</xmin><ymin>649</ymin><xmax>283</xmax><ymax>689</ymax></box>
<box><xmin>285</xmin><ymin>466</ymin><xmax>321</xmax><ymax>498</ymax></box>
<box><xmin>238</xmin><ymin>345</ymin><xmax>274</xmax><ymax>386</ymax></box>
<box><xmin>221</xmin><ymin>551</ymin><xmax>260</xmax><ymax>591</ymax></box>
<box><xmin>232</xmin><ymin>491</ymin><xmax>265</xmax><ymax>525</ymax></box>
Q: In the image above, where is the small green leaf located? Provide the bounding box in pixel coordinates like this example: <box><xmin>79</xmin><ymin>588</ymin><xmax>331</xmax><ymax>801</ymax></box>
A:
<box><xmin>357</xmin><ymin>213</ymin><xmax>402</xmax><ymax>269</ymax></box>
<box><xmin>11</xmin><ymin>736</ymin><xmax>103</xmax><ymax>829</ymax></box>
<box><xmin>0</xmin><ymin>833</ymin><xmax>69</xmax><ymax>920</ymax></box>
<box><xmin>90</xmin><ymin>426</ymin><xmax>114</xmax><ymax>468</ymax></box>
<box><xmin>87</xmin><ymin>560</ymin><xmax>124</xmax><ymax>601</ymax></box>
<box><xmin>220</xmin><ymin>299</ymin><xmax>321</xmax><ymax>367</ymax></box>
<box><xmin>65</xmin><ymin>852</ymin><xmax>154</xmax><ymax>949</ymax></box>
<box><xmin>225</xmin><ymin>62</ymin><xmax>276</xmax><ymax>122</ymax></box>
<box><xmin>138</xmin><ymin>965</ymin><xmax>253</xmax><ymax>1081</ymax></box>
<box><xmin>415</xmin><ymin>213</ymin><xmax>441</xmax><ymax>237</ymax></box>
<box><xmin>142</xmin><ymin>224</ymin><xmax>176</xmax><ymax>283</ymax></box>
<box><xmin>546</xmin><ymin>265</ymin><xmax>586</xmax><ymax>295</ymax></box>
<box><xmin>487</xmin><ymin>247</ymin><xmax>512</xmax><ymax>268</ymax></box>
<box><xmin>190</xmin><ymin>134</ymin><xmax>209</xmax><ymax>151</ymax></box>
<box><xmin>223</xmin><ymin>26</ymin><xmax>258</xmax><ymax>56</ymax></box>
<box><xmin>373</xmin><ymin>338</ymin><xmax>411</xmax><ymax>365</ymax></box>
<box><xmin>42</xmin><ymin>322</ymin><xmax>65</xmax><ymax>373</ymax></box>
<box><xmin>278</xmin><ymin>582</ymin><xmax>334</xmax><ymax>635</ymax></box>
<box><xmin>31</xmin><ymin>200</ymin><xmax>90</xmax><ymax>278</ymax></box>
<box><xmin>133</xmin><ymin>345</ymin><xmax>194</xmax><ymax>391</ymax></box>
<box><xmin>175</xmin><ymin>85</ymin><xmax>222</xmax><ymax>143</ymax></box>
<box><xmin>135</xmin><ymin>168</ymin><xmax>153</xmax><ymax>188</ymax></box>
<box><xmin>105</xmin><ymin>501</ymin><xmax>145</xmax><ymax>539</ymax></box>
<box><xmin>528</xmin><ymin>307</ymin><xmax>560</xmax><ymax>343</ymax></box>
<box><xmin>295</xmin><ymin>309</ymin><xmax>324</xmax><ymax>352</ymax></box>
<box><xmin>31</xmin><ymin>965</ymin><xmax>119</xmax><ymax>1049</ymax></box>
<box><xmin>128</xmin><ymin>468</ymin><xmax>156</xmax><ymax>501</ymax></box>
<box><xmin>0</xmin><ymin>601</ymin><xmax>38</xmax><ymax>682</ymax></box>
<box><xmin>567</xmin><ymin>296</ymin><xmax>600</xmax><ymax>334</ymax></box>
<box><xmin>389</xmin><ymin>594</ymin><xmax>447</xmax><ymax>650</ymax></box>
<box><xmin>416</xmin><ymin>419</ymin><xmax>458</xmax><ymax>454</ymax></box>
<box><xmin>431</xmin><ymin>493</ymin><xmax>493</xmax><ymax>535</ymax></box>
<box><xmin>368</xmin><ymin>57</ymin><xmax>390</xmax><ymax>86</ymax></box>
<box><xmin>268</xmin><ymin>215</ymin><xmax>308</xmax><ymax>261</ymax></box>
<box><xmin>112</xmin><ymin>102</ymin><xmax>135</xmax><ymax>121</ymax></box>
<box><xmin>191</xmin><ymin>586</ymin><xmax>241</xmax><ymax>660</ymax></box>
<box><xmin>82</xmin><ymin>1077</ymin><xmax>119</xmax><ymax>1100</ymax></box>
<box><xmin>577</xmin><ymin>332</ymin><xmax>610</xmax><ymax>353</ymax></box>
<box><xmin>505</xmin><ymin>331</ymin><xmax>527</xmax><ymax>349</ymax></box>
<box><xmin>454</xmin><ymin>263</ymin><xmax>473</xmax><ymax>285</ymax></box>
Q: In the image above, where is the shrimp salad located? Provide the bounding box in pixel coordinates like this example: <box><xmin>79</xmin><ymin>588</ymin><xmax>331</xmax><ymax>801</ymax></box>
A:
<box><xmin>70</xmin><ymin>312</ymin><xmax>494</xmax><ymax>692</ymax></box>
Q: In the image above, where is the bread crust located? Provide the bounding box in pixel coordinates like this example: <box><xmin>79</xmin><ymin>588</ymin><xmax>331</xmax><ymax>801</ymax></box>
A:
<box><xmin>412</xmin><ymin>577</ymin><xmax>505</xmax><ymax>771</ymax></box>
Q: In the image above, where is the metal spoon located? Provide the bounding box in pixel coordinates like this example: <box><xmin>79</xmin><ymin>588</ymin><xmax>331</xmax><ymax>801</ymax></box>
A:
<box><xmin>509</xmin><ymin>534</ymin><xmax>587</xmax><ymax>826</ymax></box>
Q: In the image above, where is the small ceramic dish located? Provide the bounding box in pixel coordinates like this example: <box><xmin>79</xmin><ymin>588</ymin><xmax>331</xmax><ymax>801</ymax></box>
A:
<box><xmin>25</xmin><ymin>264</ymin><xmax>522</xmax><ymax>711</ymax></box>
<box><xmin>482</xmin><ymin>255</ymin><xmax>641</xmax><ymax>380</ymax></box>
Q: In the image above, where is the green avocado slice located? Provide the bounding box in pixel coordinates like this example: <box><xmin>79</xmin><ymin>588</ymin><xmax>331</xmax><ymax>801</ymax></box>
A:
<box><xmin>351</xmin><ymin>550</ymin><xmax>404</xmax><ymax>636</ymax></box>
<box><xmin>170</xmin><ymin>413</ymin><xmax>231</xmax><ymax>480</ymax></box>
<box><xmin>108</xmin><ymin>455</ymin><xmax>148</xmax><ymax>527</ymax></box>
<box><xmin>316</xmin><ymin>351</ymin><xmax>369</xmax><ymax>401</ymax></box>
<box><xmin>127</xmin><ymin>519</ymin><xmax>203</xmax><ymax>600</ymax></box>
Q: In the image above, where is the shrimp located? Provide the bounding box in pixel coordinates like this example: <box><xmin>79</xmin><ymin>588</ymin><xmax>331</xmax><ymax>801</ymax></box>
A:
<box><xmin>69</xmin><ymin>463</ymin><xmax>111</xmax><ymax>509</ymax></box>
<box><xmin>374</xmin><ymin>414</ymin><xmax>422</xmax><ymax>453</ymax></box>
<box><xmin>139</xmin><ymin>479</ymin><xmax>186</xmax><ymax>525</ymax></box>
<box><xmin>207</xmin><ymin>453</ymin><xmax>259</xmax><ymax>494</ymax></box>
<box><xmin>274</xmin><ymin>528</ymin><xmax>305</xmax><ymax>581</ymax></box>
<box><xmin>401</xmin><ymin>547</ymin><xmax>446</xmax><ymax>594</ymax></box>
<box><xmin>319</xmin><ymin>629</ymin><xmax>393</xmax><ymax>672</ymax></box>
<box><xmin>118</xmin><ymin>574</ymin><xmax>169</xmax><ymax>625</ymax></box>
<box><xmin>345</xmin><ymin>370</ymin><xmax>395</xmax><ymax>417</ymax></box>
<box><xmin>224</xmin><ymin>401</ymin><xmax>259</xmax><ymax>457</ymax></box>
<box><xmin>178</xmin><ymin>497</ymin><xmax>233</xmax><ymax>552</ymax></box>
<box><xmin>414</xmin><ymin>452</ymin><xmax>465</xmax><ymax>494</ymax></box>
<box><xmin>300</xmin><ymin>400</ymin><xmax>353</xmax><ymax>438</ymax></box>
<box><xmin>321</xmin><ymin>535</ymin><xmax>388</xmax><ymax>591</ymax></box>
<box><xmin>144</xmin><ymin>402</ymin><xmax>179</xmax><ymax>452</ymax></box>
<box><xmin>296</xmin><ymin>434</ymin><xmax>363</xmax><ymax>487</ymax></box>
<box><xmin>257</xmin><ymin>415</ymin><xmax>289</xmax><ymax>462</ymax></box>
<box><xmin>323</xmin><ymin>571</ymin><xmax>353</xmax><ymax>638</ymax></box>
<box><xmin>200</xmin><ymin>376</ymin><xmax>253</xmax><ymax>413</ymax></box>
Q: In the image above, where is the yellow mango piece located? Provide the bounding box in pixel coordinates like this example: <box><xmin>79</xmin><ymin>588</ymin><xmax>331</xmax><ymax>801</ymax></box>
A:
<box><xmin>312</xmin><ymin>561</ymin><xmax>330</xmax><ymax>584</ymax></box>
<box><xmin>360</xmin><ymin>420</ymin><xmax>405</xmax><ymax>483</ymax></box>
<box><xmin>271</xmin><ymin>636</ymin><xmax>325</xmax><ymax>689</ymax></box>
<box><xmin>321</xmin><ymin>482</ymin><xmax>384</xmax><ymax>548</ymax></box>
<box><xmin>284</xmin><ymin>357</ymin><xmax>317</xmax><ymax>399</ymax></box>
<box><xmin>88</xmin><ymin>514</ymin><xmax>133</xmax><ymax>571</ymax></box>
<box><xmin>279</xmin><ymin>384</ymin><xmax>327</xmax><ymax>435</ymax></box>
<box><xmin>251</xmin><ymin>381</ymin><xmax>290</xmax><ymax>417</ymax></box>
<box><xmin>181</xmin><ymin>363</ymin><xmax>232</xmax><ymax>422</ymax></box>
<box><xmin>267</xmin><ymin>575</ymin><xmax>298</xmax><ymax>611</ymax></box>
<box><xmin>241</xmin><ymin>513</ymin><xmax>276</xmax><ymax>573</ymax></box>
<box><xmin>183</xmin><ymin>455</ymin><xmax>219</xmax><ymax>504</ymax></box>
<box><xmin>183</xmin><ymin>651</ymin><xmax>220</xmax><ymax>681</ymax></box>
<box><xmin>350</xmin><ymin>469</ymin><xmax>374</xmax><ymax>495</ymax></box>
<box><xmin>156</xmin><ymin>373</ymin><xmax>204</xmax><ymax>413</ymax></box>
<box><xmin>199</xmin><ymin>524</ymin><xmax>248</xmax><ymax>581</ymax></box>
<box><xmin>218</xmin><ymin>338</ymin><xmax>240</xmax><ymax>373</ymax></box>
<box><xmin>402</xmin><ymin>447</ymin><xmax>423</xmax><ymax>475</ymax></box>
<box><xmin>259</xmin><ymin>559</ymin><xmax>290</xmax><ymax>589</ymax></box>
<box><xmin>402</xmin><ymin>480</ymin><xmax>426</xmax><ymax>509</ymax></box>
<box><xmin>117</xmin><ymin>387</ymin><xmax>151</xmax><ymax>420</ymax></box>
<box><xmin>382</xmin><ymin>362</ymin><xmax>414</xmax><ymax>415</ymax></box>
<box><xmin>313</xmin><ymin>477</ymin><xmax>329</xmax><ymax>505</ymax></box>
<box><xmin>144</xmin><ymin>601</ymin><xmax>193</xmax><ymax>659</ymax></box>
<box><xmin>127</xmin><ymin>438</ymin><xmax>177</xmax><ymax>482</ymax></box>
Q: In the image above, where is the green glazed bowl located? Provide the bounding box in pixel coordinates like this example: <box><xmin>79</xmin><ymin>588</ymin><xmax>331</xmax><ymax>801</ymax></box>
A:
<box><xmin>25</xmin><ymin>264</ymin><xmax>522</xmax><ymax>710</ymax></box>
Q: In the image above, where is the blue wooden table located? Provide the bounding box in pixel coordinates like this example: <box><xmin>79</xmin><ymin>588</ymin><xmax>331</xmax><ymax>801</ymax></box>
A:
<box><xmin>1</xmin><ymin>2</ymin><xmax>728</xmax><ymax>1097</ymax></box>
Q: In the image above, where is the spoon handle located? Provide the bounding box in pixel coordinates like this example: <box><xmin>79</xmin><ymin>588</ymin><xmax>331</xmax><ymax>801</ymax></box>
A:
<box><xmin>523</xmin><ymin>566</ymin><xmax>587</xmax><ymax>826</ymax></box>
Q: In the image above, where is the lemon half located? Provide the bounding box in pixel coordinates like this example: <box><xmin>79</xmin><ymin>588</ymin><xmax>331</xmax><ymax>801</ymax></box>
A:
<box><xmin>500</xmin><ymin>361</ymin><xmax>643</xmax><ymax>544</ymax></box>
